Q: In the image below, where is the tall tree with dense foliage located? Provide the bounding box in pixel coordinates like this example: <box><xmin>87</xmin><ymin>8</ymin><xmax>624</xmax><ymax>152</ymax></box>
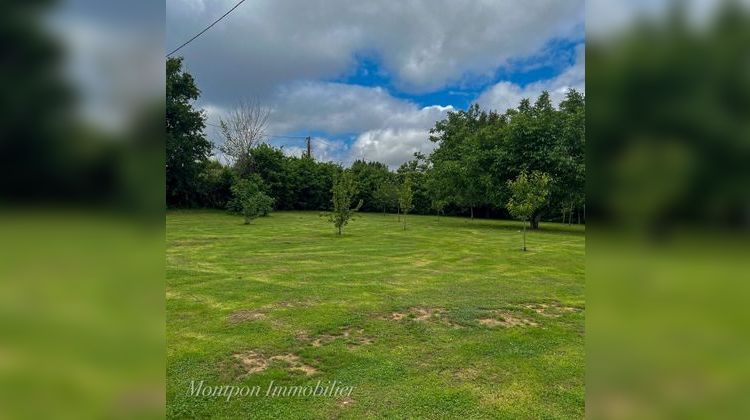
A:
<box><xmin>373</xmin><ymin>178</ymin><xmax>398</xmax><ymax>215</ymax></box>
<box><xmin>399</xmin><ymin>175</ymin><xmax>414</xmax><ymax>230</ymax></box>
<box><xmin>327</xmin><ymin>170</ymin><xmax>363</xmax><ymax>235</ymax></box>
<box><xmin>350</xmin><ymin>160</ymin><xmax>391</xmax><ymax>212</ymax></box>
<box><xmin>427</xmin><ymin>91</ymin><xmax>584</xmax><ymax>224</ymax></box>
<box><xmin>506</xmin><ymin>171</ymin><xmax>551</xmax><ymax>251</ymax></box>
<box><xmin>166</xmin><ymin>57</ymin><xmax>212</xmax><ymax>207</ymax></box>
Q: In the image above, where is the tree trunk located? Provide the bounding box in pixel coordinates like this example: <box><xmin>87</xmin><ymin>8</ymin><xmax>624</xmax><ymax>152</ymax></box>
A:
<box><xmin>530</xmin><ymin>213</ymin><xmax>541</xmax><ymax>230</ymax></box>
<box><xmin>577</xmin><ymin>210</ymin><xmax>581</xmax><ymax>225</ymax></box>
<box><xmin>403</xmin><ymin>214</ymin><xmax>407</xmax><ymax>230</ymax></box>
<box><xmin>522</xmin><ymin>223</ymin><xmax>527</xmax><ymax>251</ymax></box>
<box><xmin>570</xmin><ymin>204</ymin><xmax>574</xmax><ymax>226</ymax></box>
<box><xmin>397</xmin><ymin>207</ymin><xmax>400</xmax><ymax>221</ymax></box>
<box><xmin>470</xmin><ymin>206</ymin><xmax>474</xmax><ymax>220</ymax></box>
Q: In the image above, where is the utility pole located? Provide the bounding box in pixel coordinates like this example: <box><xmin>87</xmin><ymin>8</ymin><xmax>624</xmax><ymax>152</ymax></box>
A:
<box><xmin>305</xmin><ymin>136</ymin><xmax>312</xmax><ymax>159</ymax></box>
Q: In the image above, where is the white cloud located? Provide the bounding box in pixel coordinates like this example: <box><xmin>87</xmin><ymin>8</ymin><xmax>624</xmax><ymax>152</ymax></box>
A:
<box><xmin>281</xmin><ymin>137</ymin><xmax>349</xmax><ymax>163</ymax></box>
<box><xmin>167</xmin><ymin>0</ymin><xmax>584</xmax><ymax>102</ymax></box>
<box><xmin>476</xmin><ymin>44</ymin><xmax>585</xmax><ymax>112</ymax></box>
<box><xmin>203</xmin><ymin>82</ymin><xmax>453</xmax><ymax>167</ymax></box>
<box><xmin>267</xmin><ymin>81</ymin><xmax>453</xmax><ymax>134</ymax></box>
<box><xmin>351</xmin><ymin>129</ymin><xmax>436</xmax><ymax>169</ymax></box>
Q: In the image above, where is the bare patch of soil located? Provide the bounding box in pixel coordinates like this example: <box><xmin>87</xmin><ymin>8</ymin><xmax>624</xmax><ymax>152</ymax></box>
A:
<box><xmin>479</xmin><ymin>311</ymin><xmax>538</xmax><ymax>328</ymax></box>
<box><xmin>304</xmin><ymin>327</ymin><xmax>374</xmax><ymax>349</ymax></box>
<box><xmin>383</xmin><ymin>307</ymin><xmax>445</xmax><ymax>321</ymax></box>
<box><xmin>338</xmin><ymin>396</ymin><xmax>355</xmax><ymax>407</ymax></box>
<box><xmin>411</xmin><ymin>307</ymin><xmax>445</xmax><ymax>321</ymax></box>
<box><xmin>521</xmin><ymin>302</ymin><xmax>582</xmax><ymax>318</ymax></box>
<box><xmin>381</xmin><ymin>307</ymin><xmax>463</xmax><ymax>328</ymax></box>
<box><xmin>269</xmin><ymin>354</ymin><xmax>318</xmax><ymax>376</ymax></box>
<box><xmin>232</xmin><ymin>351</ymin><xmax>268</xmax><ymax>374</ymax></box>
<box><xmin>385</xmin><ymin>312</ymin><xmax>406</xmax><ymax>321</ymax></box>
<box><xmin>230</xmin><ymin>351</ymin><xmax>318</xmax><ymax>377</ymax></box>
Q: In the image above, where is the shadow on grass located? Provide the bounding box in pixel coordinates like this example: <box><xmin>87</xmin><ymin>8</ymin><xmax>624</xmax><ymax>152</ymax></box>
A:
<box><xmin>422</xmin><ymin>216</ymin><xmax>586</xmax><ymax>236</ymax></box>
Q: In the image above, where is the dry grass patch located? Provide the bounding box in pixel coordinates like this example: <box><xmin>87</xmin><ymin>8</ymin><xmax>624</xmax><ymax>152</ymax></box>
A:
<box><xmin>232</xmin><ymin>351</ymin><xmax>268</xmax><ymax>375</ymax></box>
<box><xmin>227</xmin><ymin>310</ymin><xmax>266</xmax><ymax>324</ymax></box>
<box><xmin>521</xmin><ymin>302</ymin><xmax>582</xmax><ymax>318</ymax></box>
<box><xmin>478</xmin><ymin>310</ymin><xmax>538</xmax><ymax>328</ymax></box>
<box><xmin>381</xmin><ymin>307</ymin><xmax>463</xmax><ymax>328</ymax></box>
<box><xmin>230</xmin><ymin>351</ymin><xmax>318</xmax><ymax>377</ymax></box>
<box><xmin>302</xmin><ymin>327</ymin><xmax>374</xmax><ymax>349</ymax></box>
<box><xmin>384</xmin><ymin>312</ymin><xmax>406</xmax><ymax>321</ymax></box>
<box><xmin>382</xmin><ymin>307</ymin><xmax>444</xmax><ymax>322</ymax></box>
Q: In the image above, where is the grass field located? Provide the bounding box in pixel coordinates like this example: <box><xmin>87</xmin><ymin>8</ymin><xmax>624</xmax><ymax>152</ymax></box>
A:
<box><xmin>166</xmin><ymin>210</ymin><xmax>585</xmax><ymax>418</ymax></box>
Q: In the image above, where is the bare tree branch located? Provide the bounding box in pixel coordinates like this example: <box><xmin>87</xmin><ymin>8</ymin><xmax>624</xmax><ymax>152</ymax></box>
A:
<box><xmin>218</xmin><ymin>99</ymin><xmax>270</xmax><ymax>163</ymax></box>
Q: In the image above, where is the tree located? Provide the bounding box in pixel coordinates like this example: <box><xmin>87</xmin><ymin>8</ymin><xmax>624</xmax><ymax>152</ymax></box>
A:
<box><xmin>506</xmin><ymin>171</ymin><xmax>551</xmax><ymax>251</ymax></box>
<box><xmin>166</xmin><ymin>57</ymin><xmax>212</xmax><ymax>207</ymax></box>
<box><xmin>431</xmin><ymin>199</ymin><xmax>447</xmax><ymax>220</ymax></box>
<box><xmin>241</xmin><ymin>192</ymin><xmax>274</xmax><ymax>224</ymax></box>
<box><xmin>373</xmin><ymin>179</ymin><xmax>398</xmax><ymax>215</ymax></box>
<box><xmin>218</xmin><ymin>99</ymin><xmax>270</xmax><ymax>172</ymax></box>
<box><xmin>350</xmin><ymin>160</ymin><xmax>391</xmax><ymax>212</ymax></box>
<box><xmin>399</xmin><ymin>175</ymin><xmax>414</xmax><ymax>230</ymax></box>
<box><xmin>232</xmin><ymin>174</ymin><xmax>273</xmax><ymax>217</ymax></box>
<box><xmin>197</xmin><ymin>160</ymin><xmax>233</xmax><ymax>209</ymax></box>
<box><xmin>327</xmin><ymin>170</ymin><xmax>363</xmax><ymax>235</ymax></box>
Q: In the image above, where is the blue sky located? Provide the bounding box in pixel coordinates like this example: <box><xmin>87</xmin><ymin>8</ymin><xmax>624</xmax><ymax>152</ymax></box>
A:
<box><xmin>166</xmin><ymin>0</ymin><xmax>585</xmax><ymax>167</ymax></box>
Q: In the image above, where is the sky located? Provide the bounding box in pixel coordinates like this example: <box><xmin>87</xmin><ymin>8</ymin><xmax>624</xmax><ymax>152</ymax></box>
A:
<box><xmin>166</xmin><ymin>0</ymin><xmax>585</xmax><ymax>168</ymax></box>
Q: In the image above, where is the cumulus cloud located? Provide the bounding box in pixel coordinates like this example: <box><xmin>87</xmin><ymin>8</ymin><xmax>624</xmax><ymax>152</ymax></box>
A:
<box><xmin>173</xmin><ymin>1</ymin><xmax>585</xmax><ymax>168</ymax></box>
<box><xmin>167</xmin><ymin>0</ymin><xmax>583</xmax><ymax>102</ymax></box>
<box><xmin>267</xmin><ymin>82</ymin><xmax>452</xmax><ymax>134</ymax></box>
<box><xmin>203</xmin><ymin>82</ymin><xmax>453</xmax><ymax>167</ymax></box>
<box><xmin>351</xmin><ymin>129</ymin><xmax>436</xmax><ymax>169</ymax></box>
<box><xmin>476</xmin><ymin>44</ymin><xmax>585</xmax><ymax>112</ymax></box>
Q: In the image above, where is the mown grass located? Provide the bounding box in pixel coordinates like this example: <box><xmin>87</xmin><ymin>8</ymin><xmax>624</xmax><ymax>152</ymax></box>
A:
<box><xmin>166</xmin><ymin>210</ymin><xmax>584</xmax><ymax>418</ymax></box>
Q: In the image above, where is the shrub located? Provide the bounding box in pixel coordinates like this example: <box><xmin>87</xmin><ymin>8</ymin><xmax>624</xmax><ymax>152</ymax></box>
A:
<box><xmin>241</xmin><ymin>192</ymin><xmax>274</xmax><ymax>224</ymax></box>
<box><xmin>227</xmin><ymin>174</ymin><xmax>267</xmax><ymax>214</ymax></box>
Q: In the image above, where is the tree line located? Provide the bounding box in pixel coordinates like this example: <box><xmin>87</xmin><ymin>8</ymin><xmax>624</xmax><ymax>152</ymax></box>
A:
<box><xmin>167</xmin><ymin>57</ymin><xmax>585</xmax><ymax>228</ymax></box>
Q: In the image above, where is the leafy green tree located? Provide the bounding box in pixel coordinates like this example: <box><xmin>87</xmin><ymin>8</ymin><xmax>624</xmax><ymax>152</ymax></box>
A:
<box><xmin>431</xmin><ymin>199</ymin><xmax>447</xmax><ymax>220</ymax></box>
<box><xmin>166</xmin><ymin>57</ymin><xmax>212</xmax><ymax>208</ymax></box>
<box><xmin>373</xmin><ymin>178</ymin><xmax>398</xmax><ymax>215</ymax></box>
<box><xmin>227</xmin><ymin>174</ymin><xmax>270</xmax><ymax>214</ymax></box>
<box><xmin>397</xmin><ymin>152</ymin><xmax>431</xmax><ymax>215</ymax></box>
<box><xmin>350</xmin><ymin>160</ymin><xmax>391</xmax><ymax>212</ymax></box>
<box><xmin>327</xmin><ymin>170</ymin><xmax>363</xmax><ymax>235</ymax></box>
<box><xmin>197</xmin><ymin>160</ymin><xmax>233</xmax><ymax>208</ymax></box>
<box><xmin>399</xmin><ymin>175</ymin><xmax>414</xmax><ymax>230</ymax></box>
<box><xmin>429</xmin><ymin>105</ymin><xmax>500</xmax><ymax>219</ymax></box>
<box><xmin>506</xmin><ymin>171</ymin><xmax>551</xmax><ymax>251</ymax></box>
<box><xmin>241</xmin><ymin>192</ymin><xmax>274</xmax><ymax>224</ymax></box>
<box><xmin>249</xmin><ymin>144</ymin><xmax>291</xmax><ymax>208</ymax></box>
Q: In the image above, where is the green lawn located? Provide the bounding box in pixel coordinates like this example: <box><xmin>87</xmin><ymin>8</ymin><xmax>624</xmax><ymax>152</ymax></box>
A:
<box><xmin>166</xmin><ymin>210</ymin><xmax>585</xmax><ymax>418</ymax></box>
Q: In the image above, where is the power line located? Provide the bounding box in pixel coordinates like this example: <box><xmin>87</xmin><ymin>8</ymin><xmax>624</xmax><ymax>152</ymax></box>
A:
<box><xmin>166</xmin><ymin>0</ymin><xmax>249</xmax><ymax>57</ymax></box>
<box><xmin>204</xmin><ymin>121</ymin><xmax>308</xmax><ymax>140</ymax></box>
